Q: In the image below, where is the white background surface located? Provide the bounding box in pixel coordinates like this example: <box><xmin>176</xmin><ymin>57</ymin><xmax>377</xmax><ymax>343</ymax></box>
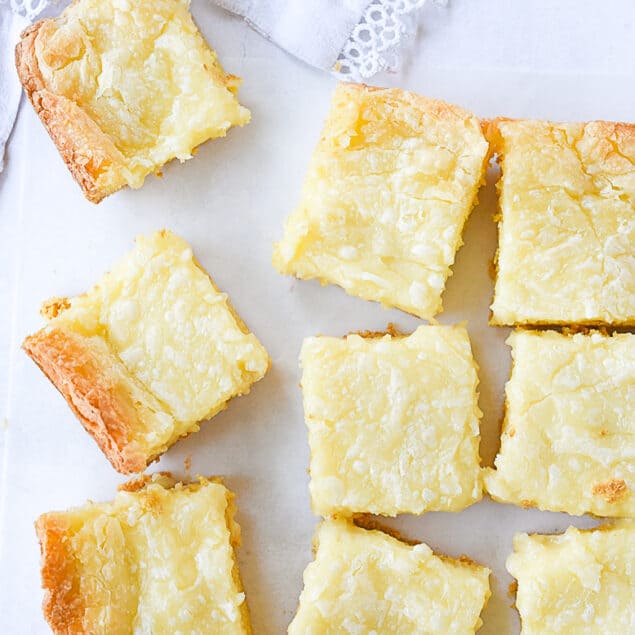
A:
<box><xmin>1</xmin><ymin>1</ymin><xmax>635</xmax><ymax>633</ymax></box>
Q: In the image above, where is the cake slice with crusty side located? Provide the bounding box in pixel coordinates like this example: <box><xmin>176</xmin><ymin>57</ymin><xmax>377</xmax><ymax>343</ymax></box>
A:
<box><xmin>15</xmin><ymin>0</ymin><xmax>250</xmax><ymax>203</ymax></box>
<box><xmin>36</xmin><ymin>474</ymin><xmax>252</xmax><ymax>634</ymax></box>
<box><xmin>23</xmin><ymin>230</ymin><xmax>270</xmax><ymax>473</ymax></box>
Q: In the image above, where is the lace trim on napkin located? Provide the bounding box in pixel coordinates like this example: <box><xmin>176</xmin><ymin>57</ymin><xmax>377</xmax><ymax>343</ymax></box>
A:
<box><xmin>334</xmin><ymin>0</ymin><xmax>444</xmax><ymax>81</ymax></box>
<box><xmin>0</xmin><ymin>0</ymin><xmax>70</xmax><ymax>22</ymax></box>
<box><xmin>4</xmin><ymin>0</ymin><xmax>45</xmax><ymax>21</ymax></box>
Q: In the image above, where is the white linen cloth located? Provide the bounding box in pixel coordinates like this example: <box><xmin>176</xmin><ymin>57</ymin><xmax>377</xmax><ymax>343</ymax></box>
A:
<box><xmin>215</xmin><ymin>0</ymin><xmax>369</xmax><ymax>70</ymax></box>
<box><xmin>0</xmin><ymin>0</ymin><xmax>435</xmax><ymax>171</ymax></box>
<box><xmin>214</xmin><ymin>0</ymin><xmax>433</xmax><ymax>79</ymax></box>
<box><xmin>0</xmin><ymin>9</ymin><xmax>26</xmax><ymax>172</ymax></box>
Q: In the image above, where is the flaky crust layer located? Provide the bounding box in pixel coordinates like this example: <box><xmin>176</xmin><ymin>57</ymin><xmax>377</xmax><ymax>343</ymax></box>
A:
<box><xmin>15</xmin><ymin>20</ymin><xmax>125</xmax><ymax>203</ymax></box>
<box><xmin>23</xmin><ymin>327</ymin><xmax>147</xmax><ymax>473</ymax></box>
<box><xmin>35</xmin><ymin>476</ymin><xmax>252</xmax><ymax>635</ymax></box>
<box><xmin>35</xmin><ymin>514</ymin><xmax>85</xmax><ymax>635</ymax></box>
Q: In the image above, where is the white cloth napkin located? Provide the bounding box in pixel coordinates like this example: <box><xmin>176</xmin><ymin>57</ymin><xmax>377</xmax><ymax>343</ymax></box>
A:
<box><xmin>0</xmin><ymin>8</ymin><xmax>26</xmax><ymax>172</ymax></box>
<box><xmin>215</xmin><ymin>0</ymin><xmax>431</xmax><ymax>79</ymax></box>
<box><xmin>0</xmin><ymin>0</ymin><xmax>434</xmax><ymax>171</ymax></box>
<box><xmin>214</xmin><ymin>0</ymin><xmax>369</xmax><ymax>70</ymax></box>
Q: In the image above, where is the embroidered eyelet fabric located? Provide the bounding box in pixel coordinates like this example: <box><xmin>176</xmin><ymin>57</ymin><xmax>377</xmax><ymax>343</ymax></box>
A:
<box><xmin>335</xmin><ymin>0</ymin><xmax>443</xmax><ymax>81</ymax></box>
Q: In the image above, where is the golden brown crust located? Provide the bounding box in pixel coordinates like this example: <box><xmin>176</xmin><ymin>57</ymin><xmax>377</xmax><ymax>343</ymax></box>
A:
<box><xmin>349</xmin><ymin>323</ymin><xmax>403</xmax><ymax>339</ymax></box>
<box><xmin>40</xmin><ymin>296</ymin><xmax>71</xmax><ymax>320</ymax></box>
<box><xmin>593</xmin><ymin>479</ymin><xmax>628</xmax><ymax>503</ymax></box>
<box><xmin>351</xmin><ymin>514</ymin><xmax>420</xmax><ymax>546</ymax></box>
<box><xmin>351</xmin><ymin>515</ymin><xmax>489</xmax><ymax>572</ymax></box>
<box><xmin>341</xmin><ymin>82</ymin><xmax>483</xmax><ymax>125</ymax></box>
<box><xmin>490</xmin><ymin>316</ymin><xmax>635</xmax><ymax>328</ymax></box>
<box><xmin>35</xmin><ymin>514</ymin><xmax>85</xmax><ymax>635</ymax></box>
<box><xmin>486</xmin><ymin>116</ymin><xmax>635</xmax><ymax>147</ymax></box>
<box><xmin>117</xmin><ymin>472</ymin><xmax>176</xmax><ymax>493</ymax></box>
<box><xmin>15</xmin><ymin>20</ymin><xmax>125</xmax><ymax>204</ymax></box>
<box><xmin>36</xmin><ymin>476</ymin><xmax>251</xmax><ymax>634</ymax></box>
<box><xmin>22</xmin><ymin>327</ymin><xmax>147</xmax><ymax>473</ymax></box>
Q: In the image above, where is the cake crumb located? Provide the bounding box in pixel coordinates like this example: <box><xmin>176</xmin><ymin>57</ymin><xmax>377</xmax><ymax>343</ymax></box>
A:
<box><xmin>593</xmin><ymin>479</ymin><xmax>627</xmax><ymax>503</ymax></box>
<box><xmin>40</xmin><ymin>297</ymin><xmax>70</xmax><ymax>319</ymax></box>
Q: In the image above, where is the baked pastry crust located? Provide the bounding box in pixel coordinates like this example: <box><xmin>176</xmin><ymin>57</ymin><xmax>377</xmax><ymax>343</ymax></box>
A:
<box><xmin>23</xmin><ymin>230</ymin><xmax>270</xmax><ymax>473</ymax></box>
<box><xmin>23</xmin><ymin>327</ymin><xmax>148</xmax><ymax>473</ymax></box>
<box><xmin>301</xmin><ymin>324</ymin><xmax>483</xmax><ymax>516</ymax></box>
<box><xmin>507</xmin><ymin>521</ymin><xmax>635</xmax><ymax>634</ymax></box>
<box><xmin>15</xmin><ymin>0</ymin><xmax>250</xmax><ymax>203</ymax></box>
<box><xmin>273</xmin><ymin>82</ymin><xmax>489</xmax><ymax>320</ymax></box>
<box><xmin>35</xmin><ymin>475</ymin><xmax>252</xmax><ymax>634</ymax></box>
<box><xmin>485</xmin><ymin>329</ymin><xmax>635</xmax><ymax>517</ymax></box>
<box><xmin>288</xmin><ymin>518</ymin><xmax>490</xmax><ymax>634</ymax></box>
<box><xmin>488</xmin><ymin>117</ymin><xmax>635</xmax><ymax>326</ymax></box>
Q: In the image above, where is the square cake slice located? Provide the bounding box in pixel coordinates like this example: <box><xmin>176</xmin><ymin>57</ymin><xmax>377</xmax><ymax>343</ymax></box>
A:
<box><xmin>507</xmin><ymin>521</ymin><xmax>635</xmax><ymax>634</ymax></box>
<box><xmin>488</xmin><ymin>118</ymin><xmax>635</xmax><ymax>326</ymax></box>
<box><xmin>273</xmin><ymin>83</ymin><xmax>489</xmax><ymax>320</ymax></box>
<box><xmin>301</xmin><ymin>324</ymin><xmax>483</xmax><ymax>517</ymax></box>
<box><xmin>485</xmin><ymin>329</ymin><xmax>635</xmax><ymax>517</ymax></box>
<box><xmin>288</xmin><ymin>519</ymin><xmax>490</xmax><ymax>634</ymax></box>
<box><xmin>23</xmin><ymin>230</ymin><xmax>270</xmax><ymax>473</ymax></box>
<box><xmin>15</xmin><ymin>0</ymin><xmax>250</xmax><ymax>203</ymax></box>
<box><xmin>36</xmin><ymin>475</ymin><xmax>251</xmax><ymax>634</ymax></box>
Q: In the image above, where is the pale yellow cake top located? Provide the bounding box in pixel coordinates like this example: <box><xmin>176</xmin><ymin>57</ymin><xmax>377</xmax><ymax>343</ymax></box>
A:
<box><xmin>288</xmin><ymin>519</ymin><xmax>490</xmax><ymax>635</ymax></box>
<box><xmin>36</xmin><ymin>476</ymin><xmax>251</xmax><ymax>635</ymax></box>
<box><xmin>23</xmin><ymin>0</ymin><xmax>249</xmax><ymax>199</ymax></box>
<box><xmin>35</xmin><ymin>230</ymin><xmax>269</xmax><ymax>471</ymax></box>
<box><xmin>301</xmin><ymin>324</ymin><xmax>483</xmax><ymax>516</ymax></box>
<box><xmin>507</xmin><ymin>521</ymin><xmax>635</xmax><ymax>635</ymax></box>
<box><xmin>273</xmin><ymin>83</ymin><xmax>489</xmax><ymax>320</ymax></box>
<box><xmin>489</xmin><ymin>119</ymin><xmax>635</xmax><ymax>325</ymax></box>
<box><xmin>485</xmin><ymin>329</ymin><xmax>635</xmax><ymax>517</ymax></box>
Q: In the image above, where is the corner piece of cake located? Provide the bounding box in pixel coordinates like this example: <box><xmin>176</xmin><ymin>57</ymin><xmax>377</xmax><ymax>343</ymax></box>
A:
<box><xmin>15</xmin><ymin>0</ymin><xmax>250</xmax><ymax>203</ymax></box>
<box><xmin>288</xmin><ymin>519</ymin><xmax>491</xmax><ymax>634</ymax></box>
<box><xmin>507</xmin><ymin>521</ymin><xmax>635</xmax><ymax>634</ymax></box>
<box><xmin>485</xmin><ymin>329</ymin><xmax>635</xmax><ymax>517</ymax></box>
<box><xmin>36</xmin><ymin>474</ymin><xmax>252</xmax><ymax>634</ymax></box>
<box><xmin>301</xmin><ymin>324</ymin><xmax>483</xmax><ymax>517</ymax></box>
<box><xmin>273</xmin><ymin>83</ymin><xmax>489</xmax><ymax>320</ymax></box>
<box><xmin>487</xmin><ymin>118</ymin><xmax>635</xmax><ymax>326</ymax></box>
<box><xmin>23</xmin><ymin>230</ymin><xmax>270</xmax><ymax>473</ymax></box>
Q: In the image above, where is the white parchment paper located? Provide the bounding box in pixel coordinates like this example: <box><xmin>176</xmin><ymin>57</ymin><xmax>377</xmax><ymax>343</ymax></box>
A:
<box><xmin>2</xmin><ymin>3</ymin><xmax>635</xmax><ymax>633</ymax></box>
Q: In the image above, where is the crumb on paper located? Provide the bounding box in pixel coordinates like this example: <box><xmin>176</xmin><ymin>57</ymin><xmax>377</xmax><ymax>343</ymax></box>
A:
<box><xmin>2</xmin><ymin>418</ymin><xmax>8</xmax><ymax>430</ymax></box>
<box><xmin>184</xmin><ymin>455</ymin><xmax>192</xmax><ymax>476</ymax></box>
<box><xmin>40</xmin><ymin>297</ymin><xmax>70</xmax><ymax>319</ymax></box>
